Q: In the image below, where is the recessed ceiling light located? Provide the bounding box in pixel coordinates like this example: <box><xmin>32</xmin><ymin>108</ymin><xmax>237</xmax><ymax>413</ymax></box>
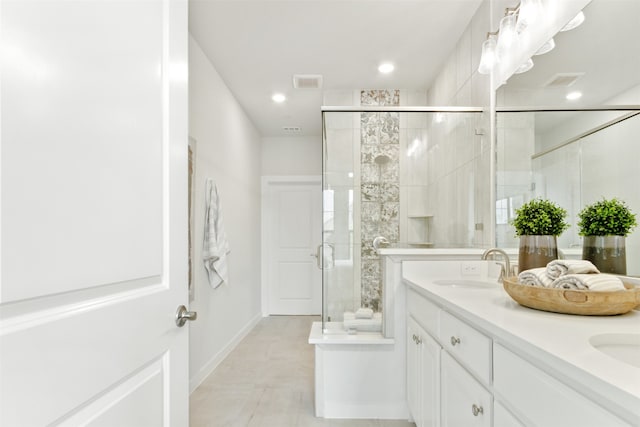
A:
<box><xmin>566</xmin><ymin>91</ymin><xmax>583</xmax><ymax>101</ymax></box>
<box><xmin>378</xmin><ymin>62</ymin><xmax>394</xmax><ymax>74</ymax></box>
<box><xmin>272</xmin><ymin>93</ymin><xmax>286</xmax><ymax>103</ymax></box>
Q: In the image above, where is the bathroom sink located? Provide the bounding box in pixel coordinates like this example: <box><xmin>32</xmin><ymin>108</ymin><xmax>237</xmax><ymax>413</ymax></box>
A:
<box><xmin>432</xmin><ymin>279</ymin><xmax>497</xmax><ymax>288</ymax></box>
<box><xmin>589</xmin><ymin>333</ymin><xmax>640</xmax><ymax>368</ymax></box>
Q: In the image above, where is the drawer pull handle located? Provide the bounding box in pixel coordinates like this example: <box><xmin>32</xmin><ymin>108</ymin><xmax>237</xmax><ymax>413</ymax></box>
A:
<box><xmin>412</xmin><ymin>334</ymin><xmax>417</xmax><ymax>343</ymax></box>
<box><xmin>450</xmin><ymin>336</ymin><xmax>461</xmax><ymax>346</ymax></box>
<box><xmin>416</xmin><ymin>336</ymin><xmax>422</xmax><ymax>344</ymax></box>
<box><xmin>472</xmin><ymin>404</ymin><xmax>484</xmax><ymax>416</ymax></box>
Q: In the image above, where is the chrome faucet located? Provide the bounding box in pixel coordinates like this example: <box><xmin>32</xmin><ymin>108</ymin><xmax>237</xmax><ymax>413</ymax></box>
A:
<box><xmin>481</xmin><ymin>248</ymin><xmax>511</xmax><ymax>282</ymax></box>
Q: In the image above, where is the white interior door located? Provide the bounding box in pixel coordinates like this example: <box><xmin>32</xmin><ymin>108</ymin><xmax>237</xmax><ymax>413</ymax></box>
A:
<box><xmin>0</xmin><ymin>1</ymin><xmax>189</xmax><ymax>425</ymax></box>
<box><xmin>263</xmin><ymin>177</ymin><xmax>322</xmax><ymax>315</ymax></box>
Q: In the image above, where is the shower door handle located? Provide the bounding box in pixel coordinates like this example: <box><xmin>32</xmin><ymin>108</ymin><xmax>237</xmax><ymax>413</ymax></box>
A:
<box><xmin>312</xmin><ymin>245</ymin><xmax>322</xmax><ymax>269</ymax></box>
<box><xmin>312</xmin><ymin>244</ymin><xmax>335</xmax><ymax>270</ymax></box>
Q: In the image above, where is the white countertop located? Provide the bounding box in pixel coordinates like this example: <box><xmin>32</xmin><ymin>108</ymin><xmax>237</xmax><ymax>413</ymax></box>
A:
<box><xmin>377</xmin><ymin>246</ymin><xmax>582</xmax><ymax>258</ymax></box>
<box><xmin>402</xmin><ymin>260</ymin><xmax>640</xmax><ymax>422</ymax></box>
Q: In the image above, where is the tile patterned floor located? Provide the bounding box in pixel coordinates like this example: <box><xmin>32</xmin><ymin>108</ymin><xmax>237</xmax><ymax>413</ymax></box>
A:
<box><xmin>190</xmin><ymin>316</ymin><xmax>415</xmax><ymax>427</ymax></box>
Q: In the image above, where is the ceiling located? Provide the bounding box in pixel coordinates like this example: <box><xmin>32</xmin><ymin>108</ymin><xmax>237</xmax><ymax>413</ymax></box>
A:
<box><xmin>189</xmin><ymin>0</ymin><xmax>483</xmax><ymax>137</ymax></box>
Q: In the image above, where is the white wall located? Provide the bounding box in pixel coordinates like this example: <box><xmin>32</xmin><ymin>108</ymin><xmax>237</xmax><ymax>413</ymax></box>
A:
<box><xmin>188</xmin><ymin>35</ymin><xmax>263</xmax><ymax>392</ymax></box>
<box><xmin>261</xmin><ymin>136</ymin><xmax>321</xmax><ymax>176</ymax></box>
<box><xmin>425</xmin><ymin>0</ymin><xmax>493</xmax><ymax>248</ymax></box>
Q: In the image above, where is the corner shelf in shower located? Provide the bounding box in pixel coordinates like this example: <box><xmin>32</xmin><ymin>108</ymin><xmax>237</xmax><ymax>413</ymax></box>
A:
<box><xmin>407</xmin><ymin>215</ymin><xmax>433</xmax><ymax>247</ymax></box>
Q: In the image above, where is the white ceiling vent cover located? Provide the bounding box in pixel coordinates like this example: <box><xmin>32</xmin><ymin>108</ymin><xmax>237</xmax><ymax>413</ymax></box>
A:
<box><xmin>543</xmin><ymin>73</ymin><xmax>585</xmax><ymax>88</ymax></box>
<box><xmin>293</xmin><ymin>74</ymin><xmax>323</xmax><ymax>89</ymax></box>
<box><xmin>283</xmin><ymin>126</ymin><xmax>302</xmax><ymax>133</ymax></box>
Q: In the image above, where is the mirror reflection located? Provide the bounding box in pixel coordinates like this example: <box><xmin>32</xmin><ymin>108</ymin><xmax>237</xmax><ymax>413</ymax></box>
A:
<box><xmin>495</xmin><ymin>0</ymin><xmax>640</xmax><ymax>275</ymax></box>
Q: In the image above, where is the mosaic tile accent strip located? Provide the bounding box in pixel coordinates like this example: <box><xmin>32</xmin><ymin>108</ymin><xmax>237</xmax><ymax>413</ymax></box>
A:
<box><xmin>359</xmin><ymin>90</ymin><xmax>400</xmax><ymax>311</ymax></box>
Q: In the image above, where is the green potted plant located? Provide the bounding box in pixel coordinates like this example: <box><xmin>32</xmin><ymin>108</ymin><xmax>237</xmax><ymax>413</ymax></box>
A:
<box><xmin>578</xmin><ymin>198</ymin><xmax>637</xmax><ymax>274</ymax></box>
<box><xmin>511</xmin><ymin>198</ymin><xmax>569</xmax><ymax>272</ymax></box>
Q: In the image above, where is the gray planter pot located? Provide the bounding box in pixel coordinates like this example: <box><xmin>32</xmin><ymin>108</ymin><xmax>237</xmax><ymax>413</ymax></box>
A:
<box><xmin>582</xmin><ymin>235</ymin><xmax>626</xmax><ymax>275</ymax></box>
<box><xmin>518</xmin><ymin>235</ymin><xmax>558</xmax><ymax>273</ymax></box>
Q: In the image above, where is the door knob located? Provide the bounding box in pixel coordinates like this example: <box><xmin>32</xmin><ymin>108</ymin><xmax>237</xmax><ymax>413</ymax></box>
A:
<box><xmin>176</xmin><ymin>305</ymin><xmax>197</xmax><ymax>327</ymax></box>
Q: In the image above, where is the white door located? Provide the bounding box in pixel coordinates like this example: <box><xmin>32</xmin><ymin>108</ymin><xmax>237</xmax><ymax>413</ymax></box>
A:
<box><xmin>0</xmin><ymin>1</ymin><xmax>189</xmax><ymax>425</ymax></box>
<box><xmin>263</xmin><ymin>177</ymin><xmax>322</xmax><ymax>315</ymax></box>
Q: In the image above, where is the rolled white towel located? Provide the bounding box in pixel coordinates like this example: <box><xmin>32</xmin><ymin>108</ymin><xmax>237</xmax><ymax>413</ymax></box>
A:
<box><xmin>355</xmin><ymin>307</ymin><xmax>374</xmax><ymax>319</ymax></box>
<box><xmin>551</xmin><ymin>273</ymin><xmax>625</xmax><ymax>291</ymax></box>
<box><xmin>546</xmin><ymin>259</ymin><xmax>600</xmax><ymax>279</ymax></box>
<box><xmin>518</xmin><ymin>268</ymin><xmax>554</xmax><ymax>287</ymax></box>
<box><xmin>343</xmin><ymin>317</ymin><xmax>382</xmax><ymax>332</ymax></box>
<box><xmin>343</xmin><ymin>311</ymin><xmax>356</xmax><ymax>321</ymax></box>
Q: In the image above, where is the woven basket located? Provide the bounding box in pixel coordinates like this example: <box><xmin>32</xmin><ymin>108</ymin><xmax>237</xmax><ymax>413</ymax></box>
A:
<box><xmin>502</xmin><ymin>276</ymin><xmax>640</xmax><ymax>316</ymax></box>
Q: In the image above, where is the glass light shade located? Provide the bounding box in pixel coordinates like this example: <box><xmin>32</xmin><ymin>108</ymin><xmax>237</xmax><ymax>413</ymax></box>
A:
<box><xmin>496</xmin><ymin>14</ymin><xmax>518</xmax><ymax>61</ymax></box>
<box><xmin>478</xmin><ymin>36</ymin><xmax>498</xmax><ymax>75</ymax></box>
<box><xmin>534</xmin><ymin>38</ymin><xmax>555</xmax><ymax>55</ymax></box>
<box><xmin>514</xmin><ymin>58</ymin><xmax>534</xmax><ymax>74</ymax></box>
<box><xmin>516</xmin><ymin>0</ymin><xmax>542</xmax><ymax>32</ymax></box>
<box><xmin>561</xmin><ymin>11</ymin><xmax>585</xmax><ymax>32</ymax></box>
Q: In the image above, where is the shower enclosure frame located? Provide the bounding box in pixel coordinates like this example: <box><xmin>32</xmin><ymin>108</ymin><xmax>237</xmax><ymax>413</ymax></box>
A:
<box><xmin>320</xmin><ymin>105</ymin><xmax>485</xmax><ymax>336</ymax></box>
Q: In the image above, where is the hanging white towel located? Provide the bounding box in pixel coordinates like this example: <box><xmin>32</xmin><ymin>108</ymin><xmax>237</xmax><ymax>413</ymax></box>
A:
<box><xmin>202</xmin><ymin>178</ymin><xmax>230</xmax><ymax>289</ymax></box>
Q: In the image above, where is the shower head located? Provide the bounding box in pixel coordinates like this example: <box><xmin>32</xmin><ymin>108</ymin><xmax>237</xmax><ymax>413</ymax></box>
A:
<box><xmin>374</xmin><ymin>154</ymin><xmax>391</xmax><ymax>165</ymax></box>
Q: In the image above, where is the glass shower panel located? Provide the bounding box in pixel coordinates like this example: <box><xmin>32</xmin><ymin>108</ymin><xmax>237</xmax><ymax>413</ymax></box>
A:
<box><xmin>322</xmin><ymin>108</ymin><xmax>486</xmax><ymax>335</ymax></box>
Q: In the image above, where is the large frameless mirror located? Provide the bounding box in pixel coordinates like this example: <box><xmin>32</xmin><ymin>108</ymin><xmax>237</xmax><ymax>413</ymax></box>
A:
<box><xmin>495</xmin><ymin>0</ymin><xmax>640</xmax><ymax>275</ymax></box>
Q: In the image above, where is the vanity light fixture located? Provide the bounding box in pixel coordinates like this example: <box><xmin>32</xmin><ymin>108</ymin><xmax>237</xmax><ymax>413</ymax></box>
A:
<box><xmin>516</xmin><ymin>0</ymin><xmax>542</xmax><ymax>32</ymax></box>
<box><xmin>534</xmin><ymin>38</ymin><xmax>555</xmax><ymax>55</ymax></box>
<box><xmin>272</xmin><ymin>93</ymin><xmax>286</xmax><ymax>103</ymax></box>
<box><xmin>560</xmin><ymin>11</ymin><xmax>585</xmax><ymax>32</ymax></box>
<box><xmin>566</xmin><ymin>91</ymin><xmax>583</xmax><ymax>101</ymax></box>
<box><xmin>514</xmin><ymin>58</ymin><xmax>534</xmax><ymax>74</ymax></box>
<box><xmin>477</xmin><ymin>3</ymin><xmax>582</xmax><ymax>76</ymax></box>
<box><xmin>478</xmin><ymin>33</ymin><xmax>498</xmax><ymax>75</ymax></box>
<box><xmin>496</xmin><ymin>12</ymin><xmax>519</xmax><ymax>61</ymax></box>
<box><xmin>378</xmin><ymin>62</ymin><xmax>395</xmax><ymax>74</ymax></box>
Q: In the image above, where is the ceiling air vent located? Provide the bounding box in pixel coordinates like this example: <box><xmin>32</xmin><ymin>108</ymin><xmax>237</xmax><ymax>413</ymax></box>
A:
<box><xmin>292</xmin><ymin>74</ymin><xmax>323</xmax><ymax>89</ymax></box>
<box><xmin>543</xmin><ymin>73</ymin><xmax>585</xmax><ymax>88</ymax></box>
<box><xmin>283</xmin><ymin>126</ymin><xmax>302</xmax><ymax>134</ymax></box>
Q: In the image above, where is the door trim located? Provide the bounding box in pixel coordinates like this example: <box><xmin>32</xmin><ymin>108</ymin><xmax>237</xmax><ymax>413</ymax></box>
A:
<box><xmin>261</xmin><ymin>175</ymin><xmax>322</xmax><ymax>316</ymax></box>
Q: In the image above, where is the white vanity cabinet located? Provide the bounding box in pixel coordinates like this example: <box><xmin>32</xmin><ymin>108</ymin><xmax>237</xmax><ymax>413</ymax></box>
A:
<box><xmin>407</xmin><ymin>316</ymin><xmax>441</xmax><ymax>427</ymax></box>
<box><xmin>407</xmin><ymin>289</ymin><xmax>492</xmax><ymax>427</ymax></box>
<box><xmin>441</xmin><ymin>351</ymin><xmax>492</xmax><ymax>427</ymax></box>
<box><xmin>493</xmin><ymin>344</ymin><xmax>632</xmax><ymax>427</ymax></box>
<box><xmin>493</xmin><ymin>401</ymin><xmax>524</xmax><ymax>427</ymax></box>
<box><xmin>402</xmin><ymin>260</ymin><xmax>640</xmax><ymax>427</ymax></box>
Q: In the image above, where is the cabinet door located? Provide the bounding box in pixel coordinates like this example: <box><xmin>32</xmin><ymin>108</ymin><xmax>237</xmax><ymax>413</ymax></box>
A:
<box><xmin>420</xmin><ymin>327</ymin><xmax>441</xmax><ymax>427</ymax></box>
<box><xmin>407</xmin><ymin>317</ymin><xmax>422</xmax><ymax>424</ymax></box>
<box><xmin>494</xmin><ymin>344</ymin><xmax>631</xmax><ymax>427</ymax></box>
<box><xmin>441</xmin><ymin>351</ymin><xmax>492</xmax><ymax>427</ymax></box>
<box><xmin>494</xmin><ymin>401</ymin><xmax>525</xmax><ymax>427</ymax></box>
<box><xmin>407</xmin><ymin>316</ymin><xmax>441</xmax><ymax>427</ymax></box>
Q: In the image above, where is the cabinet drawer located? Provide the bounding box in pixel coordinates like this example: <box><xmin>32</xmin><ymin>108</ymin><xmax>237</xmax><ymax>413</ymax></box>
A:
<box><xmin>407</xmin><ymin>288</ymin><xmax>440</xmax><ymax>337</ymax></box>
<box><xmin>494</xmin><ymin>344</ymin><xmax>631</xmax><ymax>427</ymax></box>
<box><xmin>441</xmin><ymin>351</ymin><xmax>492</xmax><ymax>427</ymax></box>
<box><xmin>494</xmin><ymin>400</ymin><xmax>524</xmax><ymax>427</ymax></box>
<box><xmin>439</xmin><ymin>311</ymin><xmax>491</xmax><ymax>385</ymax></box>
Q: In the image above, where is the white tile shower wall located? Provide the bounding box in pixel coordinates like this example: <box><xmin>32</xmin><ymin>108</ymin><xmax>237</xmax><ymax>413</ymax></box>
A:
<box><xmin>426</xmin><ymin>0</ymin><xmax>493</xmax><ymax>248</ymax></box>
<box><xmin>495</xmin><ymin>112</ymin><xmax>536</xmax><ymax>248</ymax></box>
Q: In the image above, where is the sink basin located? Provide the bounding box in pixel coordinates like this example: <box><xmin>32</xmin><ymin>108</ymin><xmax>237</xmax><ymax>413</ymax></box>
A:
<box><xmin>432</xmin><ymin>279</ymin><xmax>497</xmax><ymax>288</ymax></box>
<box><xmin>589</xmin><ymin>333</ymin><xmax>640</xmax><ymax>368</ymax></box>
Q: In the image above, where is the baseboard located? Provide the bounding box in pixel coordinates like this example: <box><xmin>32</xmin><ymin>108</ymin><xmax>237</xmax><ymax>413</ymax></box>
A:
<box><xmin>321</xmin><ymin>401</ymin><xmax>409</xmax><ymax>420</ymax></box>
<box><xmin>189</xmin><ymin>312</ymin><xmax>262</xmax><ymax>393</ymax></box>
